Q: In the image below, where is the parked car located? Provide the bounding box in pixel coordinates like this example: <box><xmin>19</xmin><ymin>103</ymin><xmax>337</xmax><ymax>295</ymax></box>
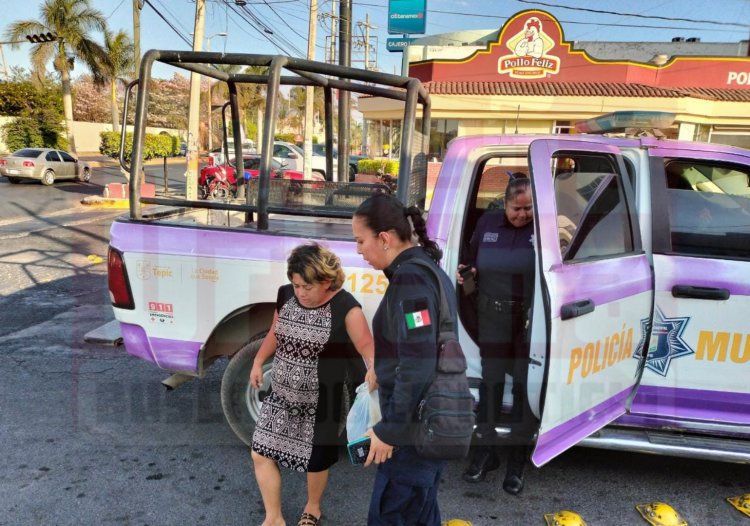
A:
<box><xmin>0</xmin><ymin>148</ymin><xmax>91</xmax><ymax>185</ymax></box>
<box><xmin>208</xmin><ymin>140</ymin><xmax>256</xmax><ymax>166</ymax></box>
<box><xmin>312</xmin><ymin>143</ymin><xmax>366</xmax><ymax>181</ymax></box>
<box><xmin>178</xmin><ymin>142</ymin><xmax>187</xmax><ymax>156</ymax></box>
<box><xmin>272</xmin><ymin>141</ymin><xmax>338</xmax><ymax>180</ymax></box>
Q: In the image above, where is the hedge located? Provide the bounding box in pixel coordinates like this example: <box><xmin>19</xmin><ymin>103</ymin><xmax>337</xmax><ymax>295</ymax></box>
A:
<box><xmin>357</xmin><ymin>159</ymin><xmax>399</xmax><ymax>176</ymax></box>
<box><xmin>100</xmin><ymin>131</ymin><xmax>178</xmax><ymax>161</ymax></box>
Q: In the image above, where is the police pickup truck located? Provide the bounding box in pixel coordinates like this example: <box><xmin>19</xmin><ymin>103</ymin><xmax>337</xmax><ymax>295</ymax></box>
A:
<box><xmin>106</xmin><ymin>50</ymin><xmax>750</xmax><ymax>467</ymax></box>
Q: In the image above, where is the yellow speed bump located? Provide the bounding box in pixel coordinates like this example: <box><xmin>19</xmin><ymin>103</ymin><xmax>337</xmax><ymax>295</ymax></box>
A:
<box><xmin>635</xmin><ymin>502</ymin><xmax>687</xmax><ymax>526</ymax></box>
<box><xmin>727</xmin><ymin>493</ymin><xmax>750</xmax><ymax>518</ymax></box>
<box><xmin>87</xmin><ymin>255</ymin><xmax>104</xmax><ymax>264</ymax></box>
<box><xmin>543</xmin><ymin>510</ymin><xmax>587</xmax><ymax>526</ymax></box>
<box><xmin>443</xmin><ymin>521</ymin><xmax>473</xmax><ymax>526</ymax></box>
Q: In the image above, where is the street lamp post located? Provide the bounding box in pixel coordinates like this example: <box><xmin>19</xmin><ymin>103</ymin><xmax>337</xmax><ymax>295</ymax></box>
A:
<box><xmin>205</xmin><ymin>32</ymin><xmax>227</xmax><ymax>153</ymax></box>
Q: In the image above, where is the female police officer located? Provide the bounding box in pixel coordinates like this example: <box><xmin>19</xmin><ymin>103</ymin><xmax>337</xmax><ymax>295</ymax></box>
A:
<box><xmin>352</xmin><ymin>192</ymin><xmax>457</xmax><ymax>525</ymax></box>
<box><xmin>457</xmin><ymin>174</ymin><xmax>535</xmax><ymax>495</ymax></box>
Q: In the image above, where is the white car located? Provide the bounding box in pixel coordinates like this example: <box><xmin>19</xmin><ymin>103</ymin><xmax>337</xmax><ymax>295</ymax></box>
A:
<box><xmin>272</xmin><ymin>141</ymin><xmax>337</xmax><ymax>180</ymax></box>
<box><xmin>208</xmin><ymin>140</ymin><xmax>256</xmax><ymax>166</ymax></box>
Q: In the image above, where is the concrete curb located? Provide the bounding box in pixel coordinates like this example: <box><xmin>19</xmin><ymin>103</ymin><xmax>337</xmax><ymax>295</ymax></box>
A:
<box><xmin>80</xmin><ymin>195</ymin><xmax>132</xmax><ymax>209</ymax></box>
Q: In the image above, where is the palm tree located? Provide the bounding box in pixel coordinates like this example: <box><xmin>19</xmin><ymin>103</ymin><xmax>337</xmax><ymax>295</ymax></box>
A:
<box><xmin>5</xmin><ymin>0</ymin><xmax>107</xmax><ymax>153</ymax></box>
<box><xmin>101</xmin><ymin>29</ymin><xmax>134</xmax><ymax>133</ymax></box>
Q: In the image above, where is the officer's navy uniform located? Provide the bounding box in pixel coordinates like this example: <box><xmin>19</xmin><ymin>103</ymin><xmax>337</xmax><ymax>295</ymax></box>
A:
<box><xmin>466</xmin><ymin>209</ymin><xmax>534</xmax><ymax>438</ymax></box>
<box><xmin>368</xmin><ymin>246</ymin><xmax>457</xmax><ymax>526</ymax></box>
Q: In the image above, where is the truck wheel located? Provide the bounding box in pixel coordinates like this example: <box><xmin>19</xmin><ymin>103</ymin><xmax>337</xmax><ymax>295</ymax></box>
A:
<box><xmin>220</xmin><ymin>333</ymin><xmax>271</xmax><ymax>446</ymax></box>
<box><xmin>41</xmin><ymin>169</ymin><xmax>55</xmax><ymax>186</ymax></box>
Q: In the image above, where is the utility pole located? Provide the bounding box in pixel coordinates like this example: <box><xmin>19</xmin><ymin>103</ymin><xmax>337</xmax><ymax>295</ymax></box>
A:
<box><xmin>304</xmin><ymin>0</ymin><xmax>318</xmax><ymax>181</ymax></box>
<box><xmin>133</xmin><ymin>0</ymin><xmax>142</xmax><ymax>74</ymax></box>
<box><xmin>329</xmin><ymin>0</ymin><xmax>337</xmax><ymax>64</ymax></box>
<box><xmin>337</xmin><ymin>0</ymin><xmax>351</xmax><ymax>182</ymax></box>
<box><xmin>360</xmin><ymin>14</ymin><xmax>375</xmax><ymax>71</ymax></box>
<box><xmin>186</xmin><ymin>0</ymin><xmax>206</xmax><ymax>201</ymax></box>
<box><xmin>205</xmin><ymin>32</ymin><xmax>227</xmax><ymax>153</ymax></box>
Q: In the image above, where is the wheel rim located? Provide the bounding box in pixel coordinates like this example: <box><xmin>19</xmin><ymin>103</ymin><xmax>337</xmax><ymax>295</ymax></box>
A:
<box><xmin>43</xmin><ymin>170</ymin><xmax>54</xmax><ymax>184</ymax></box>
<box><xmin>83</xmin><ymin>170</ymin><xmax>91</xmax><ymax>182</ymax></box>
<box><xmin>211</xmin><ymin>183</ymin><xmax>230</xmax><ymax>200</ymax></box>
<box><xmin>244</xmin><ymin>363</ymin><xmax>272</xmax><ymax>421</ymax></box>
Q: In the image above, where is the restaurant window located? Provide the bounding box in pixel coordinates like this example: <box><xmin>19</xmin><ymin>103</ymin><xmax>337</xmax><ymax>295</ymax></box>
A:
<box><xmin>709</xmin><ymin>126</ymin><xmax>750</xmax><ymax>150</ymax></box>
<box><xmin>553</xmin><ymin>120</ymin><xmax>574</xmax><ymax>134</ymax></box>
<box><xmin>428</xmin><ymin>119</ymin><xmax>458</xmax><ymax>161</ymax></box>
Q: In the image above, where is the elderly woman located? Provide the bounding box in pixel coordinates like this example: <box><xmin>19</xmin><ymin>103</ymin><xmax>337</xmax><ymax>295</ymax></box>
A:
<box><xmin>457</xmin><ymin>173</ymin><xmax>535</xmax><ymax>495</ymax></box>
<box><xmin>249</xmin><ymin>243</ymin><xmax>375</xmax><ymax>526</ymax></box>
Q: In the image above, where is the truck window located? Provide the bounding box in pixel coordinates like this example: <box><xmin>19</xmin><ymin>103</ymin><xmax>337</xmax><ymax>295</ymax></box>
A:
<box><xmin>552</xmin><ymin>152</ymin><xmax>634</xmax><ymax>261</ymax></box>
<box><xmin>665</xmin><ymin>159</ymin><xmax>750</xmax><ymax>259</ymax></box>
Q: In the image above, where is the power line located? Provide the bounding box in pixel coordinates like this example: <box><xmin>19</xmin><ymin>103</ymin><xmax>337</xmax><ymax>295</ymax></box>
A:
<box><xmin>107</xmin><ymin>0</ymin><xmax>127</xmax><ymax>18</ymax></box>
<box><xmin>517</xmin><ymin>0</ymin><xmax>750</xmax><ymax>29</ymax></box>
<box><xmin>353</xmin><ymin>1</ymin><xmax>750</xmax><ymax>33</ymax></box>
<box><xmin>152</xmin><ymin>0</ymin><xmax>193</xmax><ymax>36</ymax></box>
<box><xmin>240</xmin><ymin>3</ymin><xmax>307</xmax><ymax>56</ymax></box>
<box><xmin>222</xmin><ymin>0</ymin><xmax>298</xmax><ymax>56</ymax></box>
<box><xmin>143</xmin><ymin>0</ymin><xmax>193</xmax><ymax>46</ymax></box>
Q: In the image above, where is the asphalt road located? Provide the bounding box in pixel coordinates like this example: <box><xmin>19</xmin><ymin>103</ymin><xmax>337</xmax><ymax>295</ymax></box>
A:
<box><xmin>0</xmin><ymin>156</ymin><xmax>187</xmax><ymax>224</ymax></box>
<box><xmin>1</xmin><ymin>187</ymin><xmax>749</xmax><ymax>525</ymax></box>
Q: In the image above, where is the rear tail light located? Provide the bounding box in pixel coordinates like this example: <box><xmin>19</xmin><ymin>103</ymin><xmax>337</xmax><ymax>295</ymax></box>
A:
<box><xmin>108</xmin><ymin>246</ymin><xmax>135</xmax><ymax>309</ymax></box>
<box><xmin>0</xmin><ymin>160</ymin><xmax>6</xmax><ymax>166</ymax></box>
<box><xmin>22</xmin><ymin>161</ymin><xmax>35</xmax><ymax>167</ymax></box>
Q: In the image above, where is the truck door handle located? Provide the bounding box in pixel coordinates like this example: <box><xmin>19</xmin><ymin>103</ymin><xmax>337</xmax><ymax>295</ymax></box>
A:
<box><xmin>560</xmin><ymin>299</ymin><xmax>595</xmax><ymax>320</ymax></box>
<box><xmin>671</xmin><ymin>285</ymin><xmax>730</xmax><ymax>300</ymax></box>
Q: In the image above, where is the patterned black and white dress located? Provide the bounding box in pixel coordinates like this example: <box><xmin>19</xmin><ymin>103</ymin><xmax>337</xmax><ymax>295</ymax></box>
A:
<box><xmin>251</xmin><ymin>284</ymin><xmax>364</xmax><ymax>472</ymax></box>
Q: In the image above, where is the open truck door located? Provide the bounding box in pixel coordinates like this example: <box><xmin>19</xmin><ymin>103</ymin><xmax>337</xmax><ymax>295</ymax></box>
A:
<box><xmin>526</xmin><ymin>138</ymin><xmax>654</xmax><ymax>466</ymax></box>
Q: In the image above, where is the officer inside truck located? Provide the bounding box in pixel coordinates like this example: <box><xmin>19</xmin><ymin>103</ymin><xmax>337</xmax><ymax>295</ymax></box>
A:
<box><xmin>457</xmin><ymin>173</ymin><xmax>535</xmax><ymax>495</ymax></box>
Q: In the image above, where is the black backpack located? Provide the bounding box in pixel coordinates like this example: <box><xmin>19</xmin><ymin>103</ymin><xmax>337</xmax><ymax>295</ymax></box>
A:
<box><xmin>408</xmin><ymin>259</ymin><xmax>476</xmax><ymax>460</ymax></box>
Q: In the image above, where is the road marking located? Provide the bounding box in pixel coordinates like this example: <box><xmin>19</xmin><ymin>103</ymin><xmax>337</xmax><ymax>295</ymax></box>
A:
<box><xmin>0</xmin><ymin>206</ymin><xmax>88</xmax><ymax>227</ymax></box>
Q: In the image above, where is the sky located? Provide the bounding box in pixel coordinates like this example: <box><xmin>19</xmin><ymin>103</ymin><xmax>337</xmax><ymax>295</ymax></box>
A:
<box><xmin>1</xmin><ymin>0</ymin><xmax>750</xmax><ymax>80</ymax></box>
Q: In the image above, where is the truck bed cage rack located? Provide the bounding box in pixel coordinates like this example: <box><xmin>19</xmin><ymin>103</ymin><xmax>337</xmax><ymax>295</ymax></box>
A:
<box><xmin>123</xmin><ymin>50</ymin><xmax>431</xmax><ymax>228</ymax></box>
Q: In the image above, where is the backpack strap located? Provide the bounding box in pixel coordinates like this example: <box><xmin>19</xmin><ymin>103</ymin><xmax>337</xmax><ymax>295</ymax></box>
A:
<box><xmin>404</xmin><ymin>258</ymin><xmax>457</xmax><ymax>345</ymax></box>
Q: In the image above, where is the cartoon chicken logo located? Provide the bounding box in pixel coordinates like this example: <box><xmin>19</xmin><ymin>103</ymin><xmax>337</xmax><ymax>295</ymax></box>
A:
<box><xmin>514</xmin><ymin>17</ymin><xmax>544</xmax><ymax>59</ymax></box>
<box><xmin>498</xmin><ymin>16</ymin><xmax>560</xmax><ymax>79</ymax></box>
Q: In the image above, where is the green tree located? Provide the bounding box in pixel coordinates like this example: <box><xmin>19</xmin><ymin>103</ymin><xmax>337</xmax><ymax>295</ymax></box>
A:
<box><xmin>0</xmin><ymin>70</ymin><xmax>66</xmax><ymax>151</ymax></box>
<box><xmin>101</xmin><ymin>29</ymin><xmax>134</xmax><ymax>133</ymax></box>
<box><xmin>5</xmin><ymin>0</ymin><xmax>108</xmax><ymax>154</ymax></box>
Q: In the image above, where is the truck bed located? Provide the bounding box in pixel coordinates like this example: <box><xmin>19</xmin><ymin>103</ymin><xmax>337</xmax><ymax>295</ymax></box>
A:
<box><xmin>127</xmin><ymin>205</ymin><xmax>357</xmax><ymax>241</ymax></box>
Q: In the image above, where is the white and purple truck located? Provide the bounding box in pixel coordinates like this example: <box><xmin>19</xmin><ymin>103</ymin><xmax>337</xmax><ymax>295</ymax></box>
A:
<box><xmin>106</xmin><ymin>51</ymin><xmax>750</xmax><ymax>466</ymax></box>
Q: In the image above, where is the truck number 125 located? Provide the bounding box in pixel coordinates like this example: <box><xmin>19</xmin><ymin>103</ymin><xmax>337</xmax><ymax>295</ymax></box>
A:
<box><xmin>346</xmin><ymin>272</ymin><xmax>388</xmax><ymax>294</ymax></box>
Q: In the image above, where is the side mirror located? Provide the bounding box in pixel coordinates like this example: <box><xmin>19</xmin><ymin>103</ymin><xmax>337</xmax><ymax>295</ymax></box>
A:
<box><xmin>287</xmin><ymin>153</ymin><xmax>298</xmax><ymax>159</ymax></box>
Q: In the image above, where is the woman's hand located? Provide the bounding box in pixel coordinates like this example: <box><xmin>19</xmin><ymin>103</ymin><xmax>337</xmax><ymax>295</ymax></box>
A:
<box><xmin>456</xmin><ymin>264</ymin><xmax>476</xmax><ymax>285</ymax></box>
<box><xmin>365</xmin><ymin>366</ymin><xmax>378</xmax><ymax>392</ymax></box>
<box><xmin>364</xmin><ymin>429</ymin><xmax>393</xmax><ymax>467</ymax></box>
<box><xmin>249</xmin><ymin>361</ymin><xmax>264</xmax><ymax>390</ymax></box>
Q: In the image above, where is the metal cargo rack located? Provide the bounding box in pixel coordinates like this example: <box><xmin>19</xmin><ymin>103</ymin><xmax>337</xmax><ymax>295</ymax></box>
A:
<box><xmin>120</xmin><ymin>51</ymin><xmax>431</xmax><ymax>229</ymax></box>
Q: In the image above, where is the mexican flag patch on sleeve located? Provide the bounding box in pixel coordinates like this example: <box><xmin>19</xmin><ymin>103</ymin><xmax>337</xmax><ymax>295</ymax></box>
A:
<box><xmin>405</xmin><ymin>309</ymin><xmax>431</xmax><ymax>329</ymax></box>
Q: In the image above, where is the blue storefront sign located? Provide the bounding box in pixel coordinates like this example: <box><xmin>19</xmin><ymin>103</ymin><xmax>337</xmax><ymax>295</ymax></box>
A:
<box><xmin>386</xmin><ymin>37</ymin><xmax>416</xmax><ymax>52</ymax></box>
<box><xmin>388</xmin><ymin>0</ymin><xmax>427</xmax><ymax>35</ymax></box>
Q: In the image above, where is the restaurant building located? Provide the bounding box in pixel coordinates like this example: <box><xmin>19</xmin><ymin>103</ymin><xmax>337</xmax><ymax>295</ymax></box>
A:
<box><xmin>358</xmin><ymin>9</ymin><xmax>750</xmax><ymax>161</ymax></box>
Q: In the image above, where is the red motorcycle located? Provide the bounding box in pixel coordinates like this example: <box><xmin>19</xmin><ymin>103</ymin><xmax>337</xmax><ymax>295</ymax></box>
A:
<box><xmin>199</xmin><ymin>155</ymin><xmax>310</xmax><ymax>199</ymax></box>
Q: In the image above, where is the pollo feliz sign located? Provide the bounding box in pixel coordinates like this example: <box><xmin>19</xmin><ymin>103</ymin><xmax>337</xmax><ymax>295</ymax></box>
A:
<box><xmin>408</xmin><ymin>9</ymin><xmax>750</xmax><ymax>90</ymax></box>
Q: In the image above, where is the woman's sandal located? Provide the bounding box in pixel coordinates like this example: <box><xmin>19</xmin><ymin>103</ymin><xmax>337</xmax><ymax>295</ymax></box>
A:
<box><xmin>297</xmin><ymin>512</ymin><xmax>321</xmax><ymax>526</ymax></box>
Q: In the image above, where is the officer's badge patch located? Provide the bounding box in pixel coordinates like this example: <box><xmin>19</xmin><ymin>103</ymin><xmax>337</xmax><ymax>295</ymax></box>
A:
<box><xmin>483</xmin><ymin>232</ymin><xmax>499</xmax><ymax>242</ymax></box>
<box><xmin>405</xmin><ymin>309</ymin><xmax>431</xmax><ymax>329</ymax></box>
